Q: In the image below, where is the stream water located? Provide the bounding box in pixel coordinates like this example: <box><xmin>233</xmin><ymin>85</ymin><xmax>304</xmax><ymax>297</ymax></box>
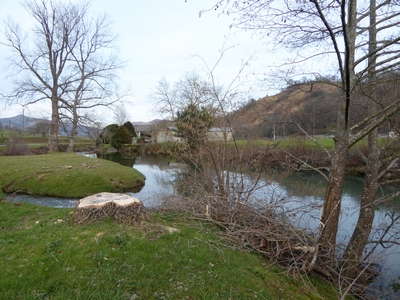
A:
<box><xmin>6</xmin><ymin>152</ymin><xmax>400</xmax><ymax>299</ymax></box>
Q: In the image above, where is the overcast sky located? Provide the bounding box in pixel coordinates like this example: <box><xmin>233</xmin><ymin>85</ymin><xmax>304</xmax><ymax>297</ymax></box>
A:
<box><xmin>0</xmin><ymin>0</ymin><xmax>272</xmax><ymax>123</ymax></box>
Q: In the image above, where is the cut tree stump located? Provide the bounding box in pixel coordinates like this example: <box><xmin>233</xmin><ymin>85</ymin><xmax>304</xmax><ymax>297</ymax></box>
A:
<box><xmin>73</xmin><ymin>192</ymin><xmax>147</xmax><ymax>225</ymax></box>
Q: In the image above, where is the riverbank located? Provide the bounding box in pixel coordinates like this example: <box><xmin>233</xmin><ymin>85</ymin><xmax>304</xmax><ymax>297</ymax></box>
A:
<box><xmin>140</xmin><ymin>139</ymin><xmax>400</xmax><ymax>178</ymax></box>
<box><xmin>0</xmin><ymin>201</ymin><xmax>343</xmax><ymax>299</ymax></box>
<box><xmin>0</xmin><ymin>153</ymin><xmax>145</xmax><ymax>199</ymax></box>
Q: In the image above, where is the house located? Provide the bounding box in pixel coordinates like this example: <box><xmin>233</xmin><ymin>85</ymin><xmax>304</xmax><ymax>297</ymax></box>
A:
<box><xmin>134</xmin><ymin>125</ymin><xmax>154</xmax><ymax>143</ymax></box>
<box><xmin>156</xmin><ymin>127</ymin><xmax>183</xmax><ymax>143</ymax></box>
<box><xmin>206</xmin><ymin>127</ymin><xmax>234</xmax><ymax>142</ymax></box>
<box><xmin>155</xmin><ymin>126</ymin><xmax>233</xmax><ymax>143</ymax></box>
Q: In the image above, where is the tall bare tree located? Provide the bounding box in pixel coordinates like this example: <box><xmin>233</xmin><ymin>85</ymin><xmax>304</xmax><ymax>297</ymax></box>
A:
<box><xmin>59</xmin><ymin>10</ymin><xmax>122</xmax><ymax>153</ymax></box>
<box><xmin>152</xmin><ymin>72</ymin><xmax>218</xmax><ymax>121</ymax></box>
<box><xmin>113</xmin><ymin>104</ymin><xmax>130</xmax><ymax>126</ymax></box>
<box><xmin>209</xmin><ymin>0</ymin><xmax>400</xmax><ymax>282</ymax></box>
<box><xmin>339</xmin><ymin>0</ymin><xmax>380</xmax><ymax>281</ymax></box>
<box><xmin>1</xmin><ymin>0</ymin><xmax>122</xmax><ymax>152</ymax></box>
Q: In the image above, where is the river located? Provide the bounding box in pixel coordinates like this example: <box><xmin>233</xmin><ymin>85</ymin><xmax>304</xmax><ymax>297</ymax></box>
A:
<box><xmin>6</xmin><ymin>152</ymin><xmax>400</xmax><ymax>299</ymax></box>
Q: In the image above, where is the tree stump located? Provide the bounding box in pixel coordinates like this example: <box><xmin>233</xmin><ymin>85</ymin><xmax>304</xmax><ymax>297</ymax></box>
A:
<box><xmin>73</xmin><ymin>192</ymin><xmax>146</xmax><ymax>225</ymax></box>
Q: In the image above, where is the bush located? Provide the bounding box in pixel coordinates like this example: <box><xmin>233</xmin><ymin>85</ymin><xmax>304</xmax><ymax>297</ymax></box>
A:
<box><xmin>4</xmin><ymin>138</ymin><xmax>29</xmax><ymax>156</ymax></box>
<box><xmin>176</xmin><ymin>104</ymin><xmax>213</xmax><ymax>149</ymax></box>
<box><xmin>122</xmin><ymin>121</ymin><xmax>137</xmax><ymax>137</ymax></box>
<box><xmin>110</xmin><ymin>126</ymin><xmax>132</xmax><ymax>150</ymax></box>
<box><xmin>97</xmin><ymin>124</ymin><xmax>119</xmax><ymax>145</ymax></box>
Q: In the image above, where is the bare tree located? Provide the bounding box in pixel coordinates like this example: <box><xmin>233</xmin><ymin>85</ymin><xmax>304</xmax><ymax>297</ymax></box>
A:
<box><xmin>59</xmin><ymin>10</ymin><xmax>123</xmax><ymax>153</ymax></box>
<box><xmin>207</xmin><ymin>0</ymin><xmax>400</xmax><ymax>289</ymax></box>
<box><xmin>1</xmin><ymin>0</ymin><xmax>122</xmax><ymax>152</ymax></box>
<box><xmin>152</xmin><ymin>46</ymin><xmax>255</xmax><ymax>196</ymax></box>
<box><xmin>32</xmin><ymin>119</ymin><xmax>51</xmax><ymax>138</ymax></box>
<box><xmin>152</xmin><ymin>71</ymin><xmax>219</xmax><ymax>121</ymax></box>
<box><xmin>339</xmin><ymin>0</ymin><xmax>380</xmax><ymax>282</ymax></box>
<box><xmin>85</xmin><ymin>118</ymin><xmax>105</xmax><ymax>143</ymax></box>
<box><xmin>113</xmin><ymin>104</ymin><xmax>130</xmax><ymax>126</ymax></box>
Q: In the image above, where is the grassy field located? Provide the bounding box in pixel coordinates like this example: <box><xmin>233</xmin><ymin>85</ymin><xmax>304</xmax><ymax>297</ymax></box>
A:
<box><xmin>0</xmin><ymin>131</ymin><xmax>95</xmax><ymax>153</ymax></box>
<box><xmin>0</xmin><ymin>153</ymin><xmax>145</xmax><ymax>198</ymax></box>
<box><xmin>231</xmin><ymin>136</ymin><xmax>363</xmax><ymax>150</ymax></box>
<box><xmin>0</xmin><ymin>202</ymin><xmax>343</xmax><ymax>299</ymax></box>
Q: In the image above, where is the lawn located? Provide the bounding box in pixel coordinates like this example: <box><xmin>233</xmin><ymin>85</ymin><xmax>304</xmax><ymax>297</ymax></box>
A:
<box><xmin>0</xmin><ymin>153</ymin><xmax>145</xmax><ymax>198</ymax></box>
<box><xmin>0</xmin><ymin>202</ymin><xmax>343</xmax><ymax>299</ymax></box>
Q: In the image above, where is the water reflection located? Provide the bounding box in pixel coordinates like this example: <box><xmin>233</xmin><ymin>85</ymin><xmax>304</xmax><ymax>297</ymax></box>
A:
<box><xmin>97</xmin><ymin>152</ymin><xmax>138</xmax><ymax>167</ymax></box>
<box><xmin>263</xmin><ymin>169</ymin><xmax>400</xmax><ymax>298</ymax></box>
<box><xmin>126</xmin><ymin>156</ymin><xmax>185</xmax><ymax>207</ymax></box>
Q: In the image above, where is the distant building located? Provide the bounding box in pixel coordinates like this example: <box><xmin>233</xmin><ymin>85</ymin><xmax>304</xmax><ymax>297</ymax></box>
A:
<box><xmin>389</xmin><ymin>131</ymin><xmax>397</xmax><ymax>138</ymax></box>
<box><xmin>155</xmin><ymin>126</ymin><xmax>233</xmax><ymax>143</ymax></box>
<box><xmin>134</xmin><ymin>125</ymin><xmax>154</xmax><ymax>143</ymax></box>
<box><xmin>156</xmin><ymin>127</ymin><xmax>183</xmax><ymax>143</ymax></box>
<box><xmin>207</xmin><ymin>127</ymin><xmax>233</xmax><ymax>142</ymax></box>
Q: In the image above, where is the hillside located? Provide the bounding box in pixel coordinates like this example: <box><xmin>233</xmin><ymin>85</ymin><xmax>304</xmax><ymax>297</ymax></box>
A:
<box><xmin>0</xmin><ymin>115</ymin><xmax>44</xmax><ymax>131</ymax></box>
<box><xmin>0</xmin><ymin>115</ymin><xmax>89</xmax><ymax>137</ymax></box>
<box><xmin>232</xmin><ymin>82</ymin><xmax>341</xmax><ymax>138</ymax></box>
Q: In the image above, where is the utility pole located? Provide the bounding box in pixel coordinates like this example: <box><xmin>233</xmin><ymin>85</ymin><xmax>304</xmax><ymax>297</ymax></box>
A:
<box><xmin>22</xmin><ymin>107</ymin><xmax>25</xmax><ymax>133</ymax></box>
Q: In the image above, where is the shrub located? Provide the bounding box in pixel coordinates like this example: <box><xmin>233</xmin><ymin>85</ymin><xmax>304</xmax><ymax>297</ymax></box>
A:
<box><xmin>110</xmin><ymin>126</ymin><xmax>132</xmax><ymax>150</ymax></box>
<box><xmin>97</xmin><ymin>124</ymin><xmax>119</xmax><ymax>145</ymax></box>
<box><xmin>176</xmin><ymin>104</ymin><xmax>213</xmax><ymax>149</ymax></box>
<box><xmin>122</xmin><ymin>121</ymin><xmax>137</xmax><ymax>137</ymax></box>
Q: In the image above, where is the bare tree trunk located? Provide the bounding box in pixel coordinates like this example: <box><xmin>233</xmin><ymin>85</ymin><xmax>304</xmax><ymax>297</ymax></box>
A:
<box><xmin>320</xmin><ymin>140</ymin><xmax>349</xmax><ymax>249</ymax></box>
<box><xmin>49</xmin><ymin>94</ymin><xmax>59</xmax><ymax>152</ymax></box>
<box><xmin>67</xmin><ymin>121</ymin><xmax>77</xmax><ymax>153</ymax></box>
<box><xmin>67</xmin><ymin>102</ymin><xmax>78</xmax><ymax>153</ymax></box>
<box><xmin>340</xmin><ymin>131</ymin><xmax>379</xmax><ymax>280</ymax></box>
<box><xmin>319</xmin><ymin>0</ymin><xmax>358</xmax><ymax>254</ymax></box>
<box><xmin>340</xmin><ymin>0</ymin><xmax>379</xmax><ymax>280</ymax></box>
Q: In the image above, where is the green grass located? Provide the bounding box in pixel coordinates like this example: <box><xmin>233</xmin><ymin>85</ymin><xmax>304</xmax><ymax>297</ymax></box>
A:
<box><xmin>0</xmin><ymin>202</ymin><xmax>342</xmax><ymax>299</ymax></box>
<box><xmin>0</xmin><ymin>131</ymin><xmax>92</xmax><ymax>143</ymax></box>
<box><xmin>230</xmin><ymin>136</ymin><xmax>378</xmax><ymax>151</ymax></box>
<box><xmin>0</xmin><ymin>133</ymin><xmax>95</xmax><ymax>152</ymax></box>
<box><xmin>0</xmin><ymin>153</ymin><xmax>145</xmax><ymax>198</ymax></box>
<box><xmin>227</xmin><ymin>137</ymin><xmax>335</xmax><ymax>151</ymax></box>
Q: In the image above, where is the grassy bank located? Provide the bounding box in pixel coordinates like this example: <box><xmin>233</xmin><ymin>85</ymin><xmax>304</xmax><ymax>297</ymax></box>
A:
<box><xmin>0</xmin><ymin>153</ymin><xmax>145</xmax><ymax>198</ymax></box>
<box><xmin>0</xmin><ymin>202</ymin><xmax>342</xmax><ymax>299</ymax></box>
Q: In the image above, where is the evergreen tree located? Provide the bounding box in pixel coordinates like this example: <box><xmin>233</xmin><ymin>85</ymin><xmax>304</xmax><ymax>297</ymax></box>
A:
<box><xmin>122</xmin><ymin>121</ymin><xmax>137</xmax><ymax>137</ymax></box>
<box><xmin>98</xmin><ymin>124</ymin><xmax>119</xmax><ymax>145</ymax></box>
<box><xmin>176</xmin><ymin>104</ymin><xmax>213</xmax><ymax>148</ymax></box>
<box><xmin>110</xmin><ymin>126</ymin><xmax>132</xmax><ymax>149</ymax></box>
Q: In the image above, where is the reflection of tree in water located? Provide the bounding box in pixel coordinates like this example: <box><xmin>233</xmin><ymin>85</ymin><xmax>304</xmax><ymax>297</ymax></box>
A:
<box><xmin>134</xmin><ymin>155</ymin><xmax>170</xmax><ymax>169</ymax></box>
<box><xmin>276</xmin><ymin>170</ymin><xmax>400</xmax><ymax>210</ymax></box>
<box><xmin>276</xmin><ymin>170</ymin><xmax>328</xmax><ymax>198</ymax></box>
<box><xmin>97</xmin><ymin>152</ymin><xmax>137</xmax><ymax>167</ymax></box>
<box><xmin>146</xmin><ymin>162</ymin><xmax>185</xmax><ymax>196</ymax></box>
<box><xmin>173</xmin><ymin>167</ymin><xmax>194</xmax><ymax>198</ymax></box>
<box><xmin>173</xmin><ymin>163</ymin><xmax>276</xmax><ymax>204</ymax></box>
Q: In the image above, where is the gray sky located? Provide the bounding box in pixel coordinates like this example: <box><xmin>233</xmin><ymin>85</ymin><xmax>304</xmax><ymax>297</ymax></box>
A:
<box><xmin>0</xmin><ymin>0</ymin><xmax>271</xmax><ymax>123</ymax></box>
